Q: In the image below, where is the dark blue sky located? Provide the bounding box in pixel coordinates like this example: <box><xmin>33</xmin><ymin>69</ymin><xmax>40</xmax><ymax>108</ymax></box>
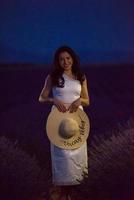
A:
<box><xmin>0</xmin><ymin>0</ymin><xmax>134</xmax><ymax>63</ymax></box>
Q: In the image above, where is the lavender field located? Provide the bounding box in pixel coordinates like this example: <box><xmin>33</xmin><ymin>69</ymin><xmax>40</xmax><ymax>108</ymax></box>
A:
<box><xmin>0</xmin><ymin>64</ymin><xmax>133</xmax><ymax>134</ymax></box>
<box><xmin>0</xmin><ymin>63</ymin><xmax>134</xmax><ymax>158</ymax></box>
<box><xmin>0</xmin><ymin>63</ymin><xmax>134</xmax><ymax>199</ymax></box>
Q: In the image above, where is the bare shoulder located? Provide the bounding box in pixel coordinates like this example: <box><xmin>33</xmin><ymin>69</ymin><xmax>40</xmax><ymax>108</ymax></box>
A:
<box><xmin>82</xmin><ymin>75</ymin><xmax>88</xmax><ymax>86</ymax></box>
<box><xmin>45</xmin><ymin>74</ymin><xmax>52</xmax><ymax>86</ymax></box>
<box><xmin>46</xmin><ymin>74</ymin><xmax>51</xmax><ymax>82</ymax></box>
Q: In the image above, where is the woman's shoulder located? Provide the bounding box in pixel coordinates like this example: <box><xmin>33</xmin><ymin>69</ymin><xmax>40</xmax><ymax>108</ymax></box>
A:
<box><xmin>80</xmin><ymin>72</ymin><xmax>86</xmax><ymax>82</ymax></box>
<box><xmin>45</xmin><ymin>74</ymin><xmax>52</xmax><ymax>85</ymax></box>
<box><xmin>46</xmin><ymin>74</ymin><xmax>52</xmax><ymax>80</ymax></box>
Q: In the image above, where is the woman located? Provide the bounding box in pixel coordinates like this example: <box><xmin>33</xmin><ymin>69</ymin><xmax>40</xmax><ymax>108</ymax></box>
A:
<box><xmin>39</xmin><ymin>46</ymin><xmax>90</xmax><ymax>199</ymax></box>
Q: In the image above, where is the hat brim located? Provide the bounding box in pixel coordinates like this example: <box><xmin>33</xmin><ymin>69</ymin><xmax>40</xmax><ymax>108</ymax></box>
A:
<box><xmin>46</xmin><ymin>107</ymin><xmax>90</xmax><ymax>149</ymax></box>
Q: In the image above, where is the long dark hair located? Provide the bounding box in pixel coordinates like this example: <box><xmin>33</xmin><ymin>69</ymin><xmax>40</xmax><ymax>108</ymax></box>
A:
<box><xmin>50</xmin><ymin>46</ymin><xmax>85</xmax><ymax>87</ymax></box>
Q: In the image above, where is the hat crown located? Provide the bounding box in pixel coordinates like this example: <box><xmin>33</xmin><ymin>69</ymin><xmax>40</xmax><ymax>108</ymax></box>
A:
<box><xmin>59</xmin><ymin>118</ymin><xmax>79</xmax><ymax>139</ymax></box>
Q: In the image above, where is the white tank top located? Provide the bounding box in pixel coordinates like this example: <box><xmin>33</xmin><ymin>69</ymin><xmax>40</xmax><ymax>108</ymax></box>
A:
<box><xmin>52</xmin><ymin>73</ymin><xmax>81</xmax><ymax>104</ymax></box>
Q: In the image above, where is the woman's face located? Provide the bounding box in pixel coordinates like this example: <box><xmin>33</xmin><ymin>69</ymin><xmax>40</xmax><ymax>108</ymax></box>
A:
<box><xmin>58</xmin><ymin>51</ymin><xmax>73</xmax><ymax>72</ymax></box>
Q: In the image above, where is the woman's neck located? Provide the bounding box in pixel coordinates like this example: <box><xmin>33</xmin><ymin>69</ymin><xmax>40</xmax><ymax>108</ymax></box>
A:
<box><xmin>63</xmin><ymin>70</ymin><xmax>76</xmax><ymax>79</ymax></box>
<box><xmin>63</xmin><ymin>70</ymin><xmax>73</xmax><ymax>76</ymax></box>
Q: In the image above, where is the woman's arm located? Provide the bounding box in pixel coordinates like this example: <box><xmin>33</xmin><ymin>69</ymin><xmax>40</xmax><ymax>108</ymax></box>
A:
<box><xmin>38</xmin><ymin>75</ymin><xmax>67</xmax><ymax>112</ymax></box>
<box><xmin>38</xmin><ymin>75</ymin><xmax>54</xmax><ymax>103</ymax></box>
<box><xmin>80</xmin><ymin>77</ymin><xmax>90</xmax><ymax>106</ymax></box>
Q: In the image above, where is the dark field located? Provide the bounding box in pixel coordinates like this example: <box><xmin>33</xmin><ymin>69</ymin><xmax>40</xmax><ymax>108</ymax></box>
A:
<box><xmin>0</xmin><ymin>63</ymin><xmax>134</xmax><ymax>200</ymax></box>
<box><xmin>0</xmin><ymin>63</ymin><xmax>133</xmax><ymax>139</ymax></box>
<box><xmin>0</xmin><ymin>64</ymin><xmax>133</xmax><ymax>159</ymax></box>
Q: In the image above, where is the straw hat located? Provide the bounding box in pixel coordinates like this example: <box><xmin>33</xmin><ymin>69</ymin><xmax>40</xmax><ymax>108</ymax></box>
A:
<box><xmin>46</xmin><ymin>107</ymin><xmax>90</xmax><ymax>149</ymax></box>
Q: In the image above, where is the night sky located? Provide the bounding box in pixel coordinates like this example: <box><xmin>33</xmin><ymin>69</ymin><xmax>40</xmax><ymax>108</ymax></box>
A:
<box><xmin>0</xmin><ymin>0</ymin><xmax>134</xmax><ymax>63</ymax></box>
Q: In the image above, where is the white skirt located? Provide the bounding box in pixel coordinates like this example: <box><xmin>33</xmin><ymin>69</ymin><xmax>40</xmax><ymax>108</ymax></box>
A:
<box><xmin>50</xmin><ymin>141</ymin><xmax>88</xmax><ymax>185</ymax></box>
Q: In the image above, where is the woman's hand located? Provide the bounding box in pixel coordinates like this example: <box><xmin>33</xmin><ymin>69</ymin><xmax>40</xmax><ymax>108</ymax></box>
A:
<box><xmin>53</xmin><ymin>98</ymin><xmax>67</xmax><ymax>112</ymax></box>
<box><xmin>68</xmin><ymin>98</ymin><xmax>81</xmax><ymax>113</ymax></box>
